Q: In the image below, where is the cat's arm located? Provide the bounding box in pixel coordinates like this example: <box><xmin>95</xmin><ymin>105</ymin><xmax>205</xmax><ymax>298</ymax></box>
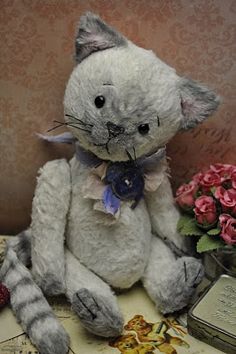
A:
<box><xmin>30</xmin><ymin>159</ymin><xmax>71</xmax><ymax>295</ymax></box>
<box><xmin>145</xmin><ymin>173</ymin><xmax>188</xmax><ymax>255</ymax></box>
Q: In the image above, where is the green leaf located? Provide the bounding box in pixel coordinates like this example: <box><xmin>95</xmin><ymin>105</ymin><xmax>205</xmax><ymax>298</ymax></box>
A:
<box><xmin>197</xmin><ymin>234</ymin><xmax>223</xmax><ymax>253</ymax></box>
<box><xmin>207</xmin><ymin>228</ymin><xmax>221</xmax><ymax>236</ymax></box>
<box><xmin>177</xmin><ymin>215</ymin><xmax>204</xmax><ymax>236</ymax></box>
<box><xmin>210</xmin><ymin>186</ymin><xmax>216</xmax><ymax>195</ymax></box>
<box><xmin>177</xmin><ymin>215</ymin><xmax>192</xmax><ymax>232</ymax></box>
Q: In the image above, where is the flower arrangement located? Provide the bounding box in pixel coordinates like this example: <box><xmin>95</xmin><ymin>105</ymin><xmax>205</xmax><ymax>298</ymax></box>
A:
<box><xmin>176</xmin><ymin>163</ymin><xmax>236</xmax><ymax>253</ymax></box>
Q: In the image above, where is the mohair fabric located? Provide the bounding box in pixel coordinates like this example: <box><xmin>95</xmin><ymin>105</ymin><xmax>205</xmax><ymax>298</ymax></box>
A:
<box><xmin>0</xmin><ymin>13</ymin><xmax>219</xmax><ymax>354</ymax></box>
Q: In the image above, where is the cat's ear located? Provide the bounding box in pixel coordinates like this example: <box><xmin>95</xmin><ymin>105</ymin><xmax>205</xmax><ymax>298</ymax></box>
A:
<box><xmin>75</xmin><ymin>12</ymin><xmax>127</xmax><ymax>63</ymax></box>
<box><xmin>179</xmin><ymin>77</ymin><xmax>220</xmax><ymax>130</ymax></box>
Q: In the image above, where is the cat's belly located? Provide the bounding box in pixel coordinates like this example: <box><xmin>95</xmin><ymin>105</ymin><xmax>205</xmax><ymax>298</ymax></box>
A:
<box><xmin>66</xmin><ymin>196</ymin><xmax>152</xmax><ymax>289</ymax></box>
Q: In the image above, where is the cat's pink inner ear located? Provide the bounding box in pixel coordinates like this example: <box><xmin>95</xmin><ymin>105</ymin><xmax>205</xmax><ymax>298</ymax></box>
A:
<box><xmin>75</xmin><ymin>12</ymin><xmax>126</xmax><ymax>63</ymax></box>
<box><xmin>180</xmin><ymin>77</ymin><xmax>220</xmax><ymax>130</ymax></box>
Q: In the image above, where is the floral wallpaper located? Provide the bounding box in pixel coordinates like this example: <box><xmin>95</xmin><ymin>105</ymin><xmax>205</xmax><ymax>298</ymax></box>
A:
<box><xmin>0</xmin><ymin>0</ymin><xmax>235</xmax><ymax>234</ymax></box>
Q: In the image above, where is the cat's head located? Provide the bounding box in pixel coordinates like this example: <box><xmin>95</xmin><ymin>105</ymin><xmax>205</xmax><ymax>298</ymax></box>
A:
<box><xmin>64</xmin><ymin>12</ymin><xmax>220</xmax><ymax>162</ymax></box>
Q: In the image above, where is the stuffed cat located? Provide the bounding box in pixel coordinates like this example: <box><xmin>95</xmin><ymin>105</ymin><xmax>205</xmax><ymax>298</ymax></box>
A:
<box><xmin>0</xmin><ymin>12</ymin><xmax>219</xmax><ymax>354</ymax></box>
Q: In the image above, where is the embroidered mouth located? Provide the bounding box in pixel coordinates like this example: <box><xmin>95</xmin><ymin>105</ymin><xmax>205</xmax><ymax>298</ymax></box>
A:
<box><xmin>94</xmin><ymin>140</ymin><xmax>111</xmax><ymax>154</ymax></box>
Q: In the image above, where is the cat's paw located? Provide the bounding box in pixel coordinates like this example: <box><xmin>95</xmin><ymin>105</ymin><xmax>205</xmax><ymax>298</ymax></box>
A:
<box><xmin>156</xmin><ymin>257</ymin><xmax>204</xmax><ymax>314</ymax></box>
<box><xmin>72</xmin><ymin>288</ymin><xmax>124</xmax><ymax>337</ymax></box>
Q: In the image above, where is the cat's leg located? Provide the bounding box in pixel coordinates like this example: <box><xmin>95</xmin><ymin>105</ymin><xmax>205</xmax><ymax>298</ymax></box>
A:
<box><xmin>141</xmin><ymin>236</ymin><xmax>203</xmax><ymax>314</ymax></box>
<box><xmin>65</xmin><ymin>248</ymin><xmax>124</xmax><ymax>337</ymax></box>
<box><xmin>30</xmin><ymin>159</ymin><xmax>71</xmax><ymax>295</ymax></box>
<box><xmin>0</xmin><ymin>247</ymin><xmax>69</xmax><ymax>354</ymax></box>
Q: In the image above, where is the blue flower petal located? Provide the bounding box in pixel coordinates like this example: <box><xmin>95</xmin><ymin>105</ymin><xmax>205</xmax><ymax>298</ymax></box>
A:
<box><xmin>102</xmin><ymin>185</ymin><xmax>121</xmax><ymax>215</ymax></box>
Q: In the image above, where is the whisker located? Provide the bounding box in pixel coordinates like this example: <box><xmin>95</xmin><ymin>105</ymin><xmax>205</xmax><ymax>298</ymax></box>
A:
<box><xmin>125</xmin><ymin>149</ymin><xmax>133</xmax><ymax>161</ymax></box>
<box><xmin>47</xmin><ymin>120</ymin><xmax>67</xmax><ymax>132</ymax></box>
<box><xmin>47</xmin><ymin>120</ymin><xmax>92</xmax><ymax>134</ymax></box>
<box><xmin>54</xmin><ymin>120</ymin><xmax>68</xmax><ymax>125</ymax></box>
<box><xmin>105</xmin><ymin>142</ymin><xmax>110</xmax><ymax>154</ymax></box>
<box><xmin>65</xmin><ymin>114</ymin><xmax>93</xmax><ymax>127</ymax></box>
<box><xmin>47</xmin><ymin>123</ymin><xmax>65</xmax><ymax>133</ymax></box>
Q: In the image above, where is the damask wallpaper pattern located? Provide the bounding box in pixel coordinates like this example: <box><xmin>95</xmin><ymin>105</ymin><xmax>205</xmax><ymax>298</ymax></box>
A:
<box><xmin>0</xmin><ymin>0</ymin><xmax>235</xmax><ymax>234</ymax></box>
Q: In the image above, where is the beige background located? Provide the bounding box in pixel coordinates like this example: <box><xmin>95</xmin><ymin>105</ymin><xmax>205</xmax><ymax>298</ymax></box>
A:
<box><xmin>0</xmin><ymin>0</ymin><xmax>235</xmax><ymax>234</ymax></box>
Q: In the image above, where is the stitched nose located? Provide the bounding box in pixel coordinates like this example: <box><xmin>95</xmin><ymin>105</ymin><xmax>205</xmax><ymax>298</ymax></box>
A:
<box><xmin>106</xmin><ymin>121</ymin><xmax>125</xmax><ymax>137</ymax></box>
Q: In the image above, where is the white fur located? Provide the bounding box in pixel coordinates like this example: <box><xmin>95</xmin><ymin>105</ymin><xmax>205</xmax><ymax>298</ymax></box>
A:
<box><xmin>31</xmin><ymin>159</ymin><xmax>71</xmax><ymax>294</ymax></box>
<box><xmin>66</xmin><ymin>156</ymin><xmax>152</xmax><ymax>289</ymax></box>
<box><xmin>1</xmin><ymin>13</ymin><xmax>219</xmax><ymax>351</ymax></box>
<box><xmin>64</xmin><ymin>43</ymin><xmax>182</xmax><ymax>162</ymax></box>
<box><xmin>145</xmin><ymin>174</ymin><xmax>187</xmax><ymax>252</ymax></box>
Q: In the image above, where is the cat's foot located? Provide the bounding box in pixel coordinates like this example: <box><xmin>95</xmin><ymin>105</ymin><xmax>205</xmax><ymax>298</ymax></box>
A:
<box><xmin>156</xmin><ymin>257</ymin><xmax>204</xmax><ymax>314</ymax></box>
<box><xmin>72</xmin><ymin>288</ymin><xmax>124</xmax><ymax>337</ymax></box>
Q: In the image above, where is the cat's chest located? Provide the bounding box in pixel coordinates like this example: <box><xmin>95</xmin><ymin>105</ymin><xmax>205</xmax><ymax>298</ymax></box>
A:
<box><xmin>66</xmin><ymin>157</ymin><xmax>152</xmax><ymax>288</ymax></box>
<box><xmin>66</xmin><ymin>159</ymin><xmax>151</xmax><ymax>245</ymax></box>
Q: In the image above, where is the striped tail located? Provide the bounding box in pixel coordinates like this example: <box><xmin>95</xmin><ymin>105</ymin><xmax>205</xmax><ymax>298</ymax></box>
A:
<box><xmin>0</xmin><ymin>235</ymin><xmax>69</xmax><ymax>354</ymax></box>
<box><xmin>6</xmin><ymin>229</ymin><xmax>32</xmax><ymax>267</ymax></box>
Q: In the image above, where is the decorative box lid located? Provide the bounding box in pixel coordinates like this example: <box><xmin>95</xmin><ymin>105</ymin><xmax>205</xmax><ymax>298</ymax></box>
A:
<box><xmin>188</xmin><ymin>274</ymin><xmax>236</xmax><ymax>353</ymax></box>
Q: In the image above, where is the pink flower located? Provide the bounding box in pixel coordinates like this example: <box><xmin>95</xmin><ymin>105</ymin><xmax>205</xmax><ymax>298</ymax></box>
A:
<box><xmin>210</xmin><ymin>163</ymin><xmax>233</xmax><ymax>178</ymax></box>
<box><xmin>175</xmin><ymin>181</ymin><xmax>197</xmax><ymax>210</ymax></box>
<box><xmin>198</xmin><ymin>170</ymin><xmax>221</xmax><ymax>192</ymax></box>
<box><xmin>215</xmin><ymin>187</ymin><xmax>236</xmax><ymax>216</ymax></box>
<box><xmin>194</xmin><ymin>196</ymin><xmax>217</xmax><ymax>226</ymax></box>
<box><xmin>192</xmin><ymin>172</ymin><xmax>203</xmax><ymax>184</ymax></box>
<box><xmin>231</xmin><ymin>169</ymin><xmax>236</xmax><ymax>189</ymax></box>
<box><xmin>219</xmin><ymin>214</ymin><xmax>236</xmax><ymax>245</ymax></box>
<box><xmin>214</xmin><ymin>186</ymin><xmax>225</xmax><ymax>199</ymax></box>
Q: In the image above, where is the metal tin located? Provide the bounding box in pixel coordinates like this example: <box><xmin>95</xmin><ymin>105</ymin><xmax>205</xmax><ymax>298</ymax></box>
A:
<box><xmin>203</xmin><ymin>250</ymin><xmax>236</xmax><ymax>281</ymax></box>
<box><xmin>187</xmin><ymin>274</ymin><xmax>236</xmax><ymax>354</ymax></box>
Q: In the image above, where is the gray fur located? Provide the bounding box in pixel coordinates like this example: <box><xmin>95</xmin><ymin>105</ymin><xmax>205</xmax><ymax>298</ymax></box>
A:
<box><xmin>14</xmin><ymin>294</ymin><xmax>43</xmax><ymax>313</ymax></box>
<box><xmin>156</xmin><ymin>257</ymin><xmax>204</xmax><ymax>314</ymax></box>
<box><xmin>65</xmin><ymin>44</ymin><xmax>182</xmax><ymax>162</ymax></box>
<box><xmin>0</xmin><ymin>257</ymin><xmax>16</xmax><ymax>281</ymax></box>
<box><xmin>26</xmin><ymin>311</ymin><xmax>55</xmax><ymax>333</ymax></box>
<box><xmin>31</xmin><ymin>159</ymin><xmax>71</xmax><ymax>296</ymax></box>
<box><xmin>180</xmin><ymin>77</ymin><xmax>220</xmax><ymax>130</ymax></box>
<box><xmin>37</xmin><ymin>272</ymin><xmax>66</xmax><ymax>296</ymax></box>
<box><xmin>1</xmin><ymin>248</ymin><xmax>69</xmax><ymax>354</ymax></box>
<box><xmin>72</xmin><ymin>288</ymin><xmax>124</xmax><ymax>337</ymax></box>
<box><xmin>38</xmin><ymin>330</ymin><xmax>70</xmax><ymax>354</ymax></box>
<box><xmin>1</xmin><ymin>13</ymin><xmax>220</xmax><ymax>353</ymax></box>
<box><xmin>75</xmin><ymin>12</ymin><xmax>126</xmax><ymax>63</ymax></box>
<box><xmin>142</xmin><ymin>238</ymin><xmax>204</xmax><ymax>314</ymax></box>
<box><xmin>7</xmin><ymin>230</ymin><xmax>31</xmax><ymax>266</ymax></box>
<box><xmin>65</xmin><ymin>31</ymin><xmax>219</xmax><ymax>163</ymax></box>
<box><xmin>11</xmin><ymin>276</ymin><xmax>33</xmax><ymax>293</ymax></box>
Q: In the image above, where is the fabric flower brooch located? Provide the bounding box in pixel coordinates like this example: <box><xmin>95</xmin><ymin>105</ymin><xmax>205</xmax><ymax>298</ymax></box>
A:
<box><xmin>79</xmin><ymin>145</ymin><xmax>168</xmax><ymax>219</ymax></box>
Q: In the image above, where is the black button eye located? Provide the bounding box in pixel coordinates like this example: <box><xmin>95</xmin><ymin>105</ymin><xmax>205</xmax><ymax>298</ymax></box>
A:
<box><xmin>94</xmin><ymin>95</ymin><xmax>105</xmax><ymax>108</ymax></box>
<box><xmin>138</xmin><ymin>124</ymin><xmax>149</xmax><ymax>135</ymax></box>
